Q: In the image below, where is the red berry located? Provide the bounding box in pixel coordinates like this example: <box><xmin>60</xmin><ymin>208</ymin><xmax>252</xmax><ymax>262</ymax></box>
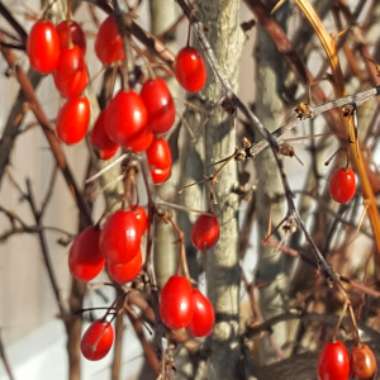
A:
<box><xmin>56</xmin><ymin>96</ymin><xmax>90</xmax><ymax>145</ymax></box>
<box><xmin>191</xmin><ymin>214</ymin><xmax>220</xmax><ymax>250</ymax></box>
<box><xmin>90</xmin><ymin>110</ymin><xmax>119</xmax><ymax>160</ymax></box>
<box><xmin>68</xmin><ymin>226</ymin><xmax>104</xmax><ymax>282</ymax></box>
<box><xmin>147</xmin><ymin>138</ymin><xmax>172</xmax><ymax>184</ymax></box>
<box><xmin>159</xmin><ymin>275</ymin><xmax>193</xmax><ymax>329</ymax></box>
<box><xmin>53</xmin><ymin>46</ymin><xmax>89</xmax><ymax>98</ymax></box>
<box><xmin>80</xmin><ymin>321</ymin><xmax>114</xmax><ymax>361</ymax></box>
<box><xmin>100</xmin><ymin>210</ymin><xmax>141</xmax><ymax>264</ymax></box>
<box><xmin>95</xmin><ymin>15</ymin><xmax>125</xmax><ymax>65</ymax></box>
<box><xmin>329</xmin><ymin>167</ymin><xmax>356</xmax><ymax>204</ymax></box>
<box><xmin>147</xmin><ymin>138</ymin><xmax>172</xmax><ymax>169</ymax></box>
<box><xmin>140</xmin><ymin>78</ymin><xmax>176</xmax><ymax>134</ymax></box>
<box><xmin>175</xmin><ymin>47</ymin><xmax>207</xmax><ymax>93</ymax></box>
<box><xmin>124</xmin><ymin>127</ymin><xmax>154</xmax><ymax>153</ymax></box>
<box><xmin>56</xmin><ymin>20</ymin><xmax>86</xmax><ymax>53</ymax></box>
<box><xmin>351</xmin><ymin>344</ymin><xmax>377</xmax><ymax>380</ymax></box>
<box><xmin>132</xmin><ymin>206</ymin><xmax>148</xmax><ymax>236</ymax></box>
<box><xmin>27</xmin><ymin>20</ymin><xmax>60</xmax><ymax>74</ymax></box>
<box><xmin>105</xmin><ymin>91</ymin><xmax>148</xmax><ymax>146</ymax></box>
<box><xmin>108</xmin><ymin>251</ymin><xmax>142</xmax><ymax>284</ymax></box>
<box><xmin>188</xmin><ymin>289</ymin><xmax>215</xmax><ymax>337</ymax></box>
<box><xmin>318</xmin><ymin>341</ymin><xmax>350</xmax><ymax>380</ymax></box>
<box><xmin>151</xmin><ymin>166</ymin><xmax>171</xmax><ymax>185</ymax></box>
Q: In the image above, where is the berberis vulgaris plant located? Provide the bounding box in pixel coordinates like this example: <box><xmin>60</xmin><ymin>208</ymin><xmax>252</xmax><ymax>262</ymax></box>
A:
<box><xmin>1</xmin><ymin>0</ymin><xmax>380</xmax><ymax>379</ymax></box>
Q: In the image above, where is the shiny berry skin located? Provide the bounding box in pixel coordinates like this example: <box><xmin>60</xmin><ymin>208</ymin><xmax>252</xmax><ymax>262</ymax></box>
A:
<box><xmin>151</xmin><ymin>166</ymin><xmax>171</xmax><ymax>185</ymax></box>
<box><xmin>56</xmin><ymin>96</ymin><xmax>90</xmax><ymax>145</ymax></box>
<box><xmin>56</xmin><ymin>20</ymin><xmax>86</xmax><ymax>53</ymax></box>
<box><xmin>318</xmin><ymin>341</ymin><xmax>350</xmax><ymax>380</ymax></box>
<box><xmin>147</xmin><ymin>138</ymin><xmax>172</xmax><ymax>184</ymax></box>
<box><xmin>124</xmin><ymin>127</ymin><xmax>154</xmax><ymax>153</ymax></box>
<box><xmin>140</xmin><ymin>78</ymin><xmax>176</xmax><ymax>133</ymax></box>
<box><xmin>191</xmin><ymin>214</ymin><xmax>220</xmax><ymax>250</ymax></box>
<box><xmin>108</xmin><ymin>251</ymin><xmax>142</xmax><ymax>284</ymax></box>
<box><xmin>351</xmin><ymin>344</ymin><xmax>377</xmax><ymax>380</ymax></box>
<box><xmin>53</xmin><ymin>46</ymin><xmax>89</xmax><ymax>98</ymax></box>
<box><xmin>100</xmin><ymin>210</ymin><xmax>141</xmax><ymax>264</ymax></box>
<box><xmin>80</xmin><ymin>321</ymin><xmax>114</xmax><ymax>361</ymax></box>
<box><xmin>147</xmin><ymin>138</ymin><xmax>172</xmax><ymax>169</ymax></box>
<box><xmin>329</xmin><ymin>168</ymin><xmax>356</xmax><ymax>204</ymax></box>
<box><xmin>188</xmin><ymin>289</ymin><xmax>215</xmax><ymax>337</ymax></box>
<box><xmin>132</xmin><ymin>206</ymin><xmax>148</xmax><ymax>236</ymax></box>
<box><xmin>90</xmin><ymin>110</ymin><xmax>119</xmax><ymax>160</ymax></box>
<box><xmin>95</xmin><ymin>15</ymin><xmax>125</xmax><ymax>65</ymax></box>
<box><xmin>175</xmin><ymin>47</ymin><xmax>207</xmax><ymax>93</ymax></box>
<box><xmin>68</xmin><ymin>226</ymin><xmax>104</xmax><ymax>282</ymax></box>
<box><xmin>27</xmin><ymin>20</ymin><xmax>61</xmax><ymax>74</ymax></box>
<box><xmin>105</xmin><ymin>91</ymin><xmax>148</xmax><ymax>146</ymax></box>
<box><xmin>159</xmin><ymin>275</ymin><xmax>193</xmax><ymax>329</ymax></box>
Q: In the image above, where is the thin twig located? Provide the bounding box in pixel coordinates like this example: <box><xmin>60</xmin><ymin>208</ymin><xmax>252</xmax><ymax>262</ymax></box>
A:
<box><xmin>25</xmin><ymin>179</ymin><xmax>67</xmax><ymax>319</ymax></box>
<box><xmin>0</xmin><ymin>2</ymin><xmax>27</xmax><ymax>43</ymax></box>
<box><xmin>0</xmin><ymin>331</ymin><xmax>15</xmax><ymax>380</ymax></box>
<box><xmin>0</xmin><ymin>40</ymin><xmax>93</xmax><ymax>226</ymax></box>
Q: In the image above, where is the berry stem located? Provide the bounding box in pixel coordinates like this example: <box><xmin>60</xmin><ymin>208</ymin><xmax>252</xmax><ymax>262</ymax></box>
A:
<box><xmin>332</xmin><ymin>301</ymin><xmax>348</xmax><ymax>340</ymax></box>
<box><xmin>186</xmin><ymin>19</ymin><xmax>191</xmax><ymax>47</ymax></box>
<box><xmin>138</xmin><ymin>155</ymin><xmax>158</xmax><ymax>288</ymax></box>
<box><xmin>66</xmin><ymin>0</ymin><xmax>72</xmax><ymax>21</ymax></box>
<box><xmin>141</xmin><ymin>52</ymin><xmax>156</xmax><ymax>79</ymax></box>
<box><xmin>164</xmin><ymin>213</ymin><xmax>190</xmax><ymax>279</ymax></box>
<box><xmin>347</xmin><ymin>303</ymin><xmax>360</xmax><ymax>344</ymax></box>
<box><xmin>101</xmin><ymin>293</ymin><xmax>126</xmax><ymax>323</ymax></box>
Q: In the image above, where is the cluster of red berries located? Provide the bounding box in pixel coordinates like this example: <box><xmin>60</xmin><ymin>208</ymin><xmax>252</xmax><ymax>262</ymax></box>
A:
<box><xmin>27</xmin><ymin>19</ymin><xmax>90</xmax><ymax>145</ymax></box>
<box><xmin>318</xmin><ymin>340</ymin><xmax>377</xmax><ymax>380</ymax></box>
<box><xmin>70</xmin><ymin>206</ymin><xmax>148</xmax><ymax>361</ymax></box>
<box><xmin>329</xmin><ymin>167</ymin><xmax>357</xmax><ymax>204</ymax></box>
<box><xmin>69</xmin><ymin>206</ymin><xmax>148</xmax><ymax>284</ymax></box>
<box><xmin>69</xmin><ymin>211</ymin><xmax>220</xmax><ymax>361</ymax></box>
<box><xmin>90</xmin><ymin>78</ymin><xmax>175</xmax><ymax>183</ymax></box>
<box><xmin>159</xmin><ymin>275</ymin><xmax>215</xmax><ymax>337</ymax></box>
<box><xmin>68</xmin><ymin>213</ymin><xmax>220</xmax><ymax>282</ymax></box>
<box><xmin>79</xmin><ymin>275</ymin><xmax>216</xmax><ymax>362</ymax></box>
<box><xmin>27</xmin><ymin>15</ymin><xmax>207</xmax><ymax>185</ymax></box>
<box><xmin>100</xmin><ymin>207</ymin><xmax>147</xmax><ymax>283</ymax></box>
<box><xmin>27</xmin><ymin>9</ymin><xmax>212</xmax><ymax>364</ymax></box>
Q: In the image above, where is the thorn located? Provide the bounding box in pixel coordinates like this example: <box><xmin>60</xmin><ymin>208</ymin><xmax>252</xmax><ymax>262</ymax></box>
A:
<box><xmin>271</xmin><ymin>0</ymin><xmax>288</xmax><ymax>15</ymax></box>
<box><xmin>293</xmin><ymin>152</ymin><xmax>304</xmax><ymax>166</ymax></box>
<box><xmin>264</xmin><ymin>208</ymin><xmax>273</xmax><ymax>240</ymax></box>
<box><xmin>334</xmin><ymin>27</ymin><xmax>350</xmax><ymax>43</ymax></box>
<box><xmin>85</xmin><ymin>153</ymin><xmax>128</xmax><ymax>184</ymax></box>
<box><xmin>324</xmin><ymin>147</ymin><xmax>342</xmax><ymax>166</ymax></box>
<box><xmin>294</xmin><ymin>102</ymin><xmax>313</xmax><ymax>119</ymax></box>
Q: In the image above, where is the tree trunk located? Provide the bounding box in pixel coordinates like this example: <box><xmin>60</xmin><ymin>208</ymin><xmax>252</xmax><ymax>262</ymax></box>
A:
<box><xmin>254</xmin><ymin>16</ymin><xmax>289</xmax><ymax>364</ymax></box>
<box><xmin>149</xmin><ymin>0</ymin><xmax>179</xmax><ymax>287</ymax></box>
<box><xmin>197</xmin><ymin>1</ymin><xmax>244</xmax><ymax>379</ymax></box>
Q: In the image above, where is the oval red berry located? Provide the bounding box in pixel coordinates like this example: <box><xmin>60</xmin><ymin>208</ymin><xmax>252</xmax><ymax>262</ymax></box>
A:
<box><xmin>27</xmin><ymin>20</ymin><xmax>61</xmax><ymax>74</ymax></box>
<box><xmin>175</xmin><ymin>47</ymin><xmax>207</xmax><ymax>93</ymax></box>
<box><xmin>80</xmin><ymin>321</ymin><xmax>114</xmax><ymax>361</ymax></box>
<box><xmin>69</xmin><ymin>226</ymin><xmax>104</xmax><ymax>282</ymax></box>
